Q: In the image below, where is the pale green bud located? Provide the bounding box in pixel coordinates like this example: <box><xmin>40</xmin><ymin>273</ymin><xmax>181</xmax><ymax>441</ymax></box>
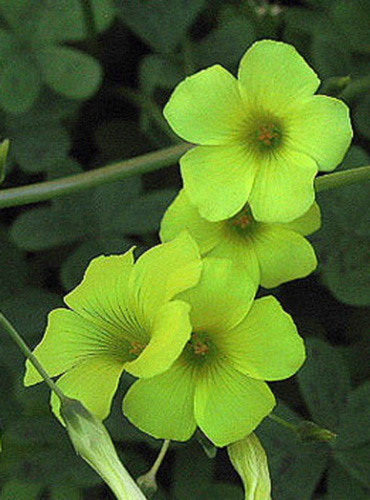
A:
<box><xmin>228</xmin><ymin>433</ymin><xmax>271</xmax><ymax>500</ymax></box>
<box><xmin>295</xmin><ymin>420</ymin><xmax>337</xmax><ymax>443</ymax></box>
<box><xmin>60</xmin><ymin>398</ymin><xmax>147</xmax><ymax>500</ymax></box>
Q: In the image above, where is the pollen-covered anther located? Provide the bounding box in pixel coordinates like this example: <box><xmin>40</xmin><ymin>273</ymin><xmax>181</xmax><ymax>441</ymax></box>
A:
<box><xmin>256</xmin><ymin>123</ymin><xmax>281</xmax><ymax>147</ymax></box>
<box><xmin>232</xmin><ymin>213</ymin><xmax>252</xmax><ymax>229</ymax></box>
<box><xmin>129</xmin><ymin>340</ymin><xmax>146</xmax><ymax>356</ymax></box>
<box><xmin>191</xmin><ymin>334</ymin><xmax>209</xmax><ymax>356</ymax></box>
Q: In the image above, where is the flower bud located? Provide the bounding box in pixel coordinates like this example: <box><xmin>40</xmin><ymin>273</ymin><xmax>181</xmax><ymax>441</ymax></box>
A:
<box><xmin>294</xmin><ymin>420</ymin><xmax>337</xmax><ymax>443</ymax></box>
<box><xmin>60</xmin><ymin>397</ymin><xmax>146</xmax><ymax>500</ymax></box>
<box><xmin>228</xmin><ymin>433</ymin><xmax>271</xmax><ymax>500</ymax></box>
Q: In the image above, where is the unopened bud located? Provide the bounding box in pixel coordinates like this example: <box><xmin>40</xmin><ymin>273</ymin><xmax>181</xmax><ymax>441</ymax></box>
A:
<box><xmin>295</xmin><ymin>420</ymin><xmax>337</xmax><ymax>443</ymax></box>
<box><xmin>228</xmin><ymin>433</ymin><xmax>271</xmax><ymax>500</ymax></box>
<box><xmin>60</xmin><ymin>398</ymin><xmax>146</xmax><ymax>500</ymax></box>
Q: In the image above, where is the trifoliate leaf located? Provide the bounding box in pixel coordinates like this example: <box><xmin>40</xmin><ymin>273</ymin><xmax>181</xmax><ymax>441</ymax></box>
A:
<box><xmin>313</xmin><ymin>146</ymin><xmax>370</xmax><ymax>305</ymax></box>
<box><xmin>0</xmin><ymin>480</ymin><xmax>42</xmax><ymax>500</ymax></box>
<box><xmin>326</xmin><ymin>462</ymin><xmax>370</xmax><ymax>500</ymax></box>
<box><xmin>37</xmin><ymin>46</ymin><xmax>103</xmax><ymax>99</ymax></box>
<box><xmin>0</xmin><ymin>53</ymin><xmax>41</xmax><ymax>114</ymax></box>
<box><xmin>34</xmin><ymin>0</ymin><xmax>116</xmax><ymax>43</ymax></box>
<box><xmin>119</xmin><ymin>0</ymin><xmax>206</xmax><ymax>53</ymax></box>
<box><xmin>257</xmin><ymin>403</ymin><xmax>328</xmax><ymax>500</ymax></box>
<box><xmin>297</xmin><ymin>337</ymin><xmax>351</xmax><ymax>431</ymax></box>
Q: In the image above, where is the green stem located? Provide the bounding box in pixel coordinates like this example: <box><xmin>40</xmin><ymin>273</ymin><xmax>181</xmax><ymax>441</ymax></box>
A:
<box><xmin>268</xmin><ymin>413</ymin><xmax>296</xmax><ymax>432</ymax></box>
<box><xmin>0</xmin><ymin>143</ymin><xmax>190</xmax><ymax>209</ymax></box>
<box><xmin>0</xmin><ymin>311</ymin><xmax>66</xmax><ymax>402</ymax></box>
<box><xmin>80</xmin><ymin>0</ymin><xmax>98</xmax><ymax>42</ymax></box>
<box><xmin>315</xmin><ymin>165</ymin><xmax>370</xmax><ymax>192</ymax></box>
<box><xmin>148</xmin><ymin>440</ymin><xmax>170</xmax><ymax>478</ymax></box>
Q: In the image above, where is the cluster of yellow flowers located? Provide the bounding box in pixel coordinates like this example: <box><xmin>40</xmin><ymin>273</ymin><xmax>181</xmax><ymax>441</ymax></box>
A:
<box><xmin>25</xmin><ymin>41</ymin><xmax>352</xmax><ymax>462</ymax></box>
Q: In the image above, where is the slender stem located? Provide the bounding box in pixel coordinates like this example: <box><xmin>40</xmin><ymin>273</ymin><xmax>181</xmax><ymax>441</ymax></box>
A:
<box><xmin>268</xmin><ymin>413</ymin><xmax>296</xmax><ymax>432</ymax></box>
<box><xmin>315</xmin><ymin>165</ymin><xmax>370</xmax><ymax>193</ymax></box>
<box><xmin>0</xmin><ymin>143</ymin><xmax>191</xmax><ymax>209</ymax></box>
<box><xmin>0</xmin><ymin>312</ymin><xmax>66</xmax><ymax>402</ymax></box>
<box><xmin>149</xmin><ymin>440</ymin><xmax>170</xmax><ymax>478</ymax></box>
<box><xmin>80</xmin><ymin>0</ymin><xmax>98</xmax><ymax>42</ymax></box>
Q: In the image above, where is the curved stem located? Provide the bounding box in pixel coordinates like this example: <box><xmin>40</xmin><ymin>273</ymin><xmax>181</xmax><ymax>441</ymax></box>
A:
<box><xmin>315</xmin><ymin>165</ymin><xmax>370</xmax><ymax>192</ymax></box>
<box><xmin>268</xmin><ymin>413</ymin><xmax>296</xmax><ymax>432</ymax></box>
<box><xmin>0</xmin><ymin>143</ymin><xmax>190</xmax><ymax>209</ymax></box>
<box><xmin>0</xmin><ymin>311</ymin><xmax>66</xmax><ymax>402</ymax></box>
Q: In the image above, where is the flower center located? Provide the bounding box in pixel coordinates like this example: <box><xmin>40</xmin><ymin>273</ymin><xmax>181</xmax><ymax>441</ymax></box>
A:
<box><xmin>228</xmin><ymin>204</ymin><xmax>257</xmax><ymax>236</ymax></box>
<box><xmin>255</xmin><ymin>122</ymin><xmax>281</xmax><ymax>149</ymax></box>
<box><xmin>189</xmin><ymin>333</ymin><xmax>210</xmax><ymax>356</ymax></box>
<box><xmin>128</xmin><ymin>340</ymin><xmax>146</xmax><ymax>357</ymax></box>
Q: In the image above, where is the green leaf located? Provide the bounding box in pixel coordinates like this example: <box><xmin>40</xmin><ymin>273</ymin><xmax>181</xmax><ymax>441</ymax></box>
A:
<box><xmin>11</xmin><ymin>125</ymin><xmax>71</xmax><ymax>173</ymax></box>
<box><xmin>37</xmin><ymin>46</ymin><xmax>102</xmax><ymax>99</ymax></box>
<box><xmin>0</xmin><ymin>480</ymin><xmax>42</xmax><ymax>500</ymax></box>
<box><xmin>0</xmin><ymin>52</ymin><xmax>41</xmax><ymax>114</ymax></box>
<box><xmin>140</xmin><ymin>55</ymin><xmax>184</xmax><ymax>94</ymax></box>
<box><xmin>335</xmin><ymin>382</ymin><xmax>370</xmax><ymax>449</ymax></box>
<box><xmin>333</xmin><ymin>0</ymin><xmax>370</xmax><ymax>54</ymax></box>
<box><xmin>195</xmin><ymin>13</ymin><xmax>256</xmax><ymax>71</ymax></box>
<box><xmin>312</xmin><ymin>28</ymin><xmax>351</xmax><ymax>79</ymax></box>
<box><xmin>172</xmin><ymin>441</ymin><xmax>215</xmax><ymax>499</ymax></box>
<box><xmin>119</xmin><ymin>0</ymin><xmax>206</xmax><ymax>53</ymax></box>
<box><xmin>354</xmin><ymin>93</ymin><xmax>370</xmax><ymax>140</ymax></box>
<box><xmin>50</xmin><ymin>485</ymin><xmax>81</xmax><ymax>500</ymax></box>
<box><xmin>334</xmin><ymin>443</ymin><xmax>370</xmax><ymax>489</ymax></box>
<box><xmin>326</xmin><ymin>462</ymin><xmax>370</xmax><ymax>500</ymax></box>
<box><xmin>257</xmin><ymin>402</ymin><xmax>329</xmax><ymax>500</ymax></box>
<box><xmin>34</xmin><ymin>0</ymin><xmax>116</xmax><ymax>43</ymax></box>
<box><xmin>0</xmin><ymin>226</ymin><xmax>28</xmax><ymax>304</ymax></box>
<box><xmin>313</xmin><ymin>146</ymin><xmax>370</xmax><ymax>305</ymax></box>
<box><xmin>60</xmin><ymin>235</ymin><xmax>133</xmax><ymax>291</ymax></box>
<box><xmin>297</xmin><ymin>337</ymin><xmax>351</xmax><ymax>431</ymax></box>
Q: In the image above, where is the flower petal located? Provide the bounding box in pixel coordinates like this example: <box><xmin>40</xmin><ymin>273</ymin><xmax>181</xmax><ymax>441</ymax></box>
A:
<box><xmin>125</xmin><ymin>300</ymin><xmax>192</xmax><ymax>378</ymax></box>
<box><xmin>64</xmin><ymin>250</ymin><xmax>138</xmax><ymax>337</ymax></box>
<box><xmin>224</xmin><ymin>296</ymin><xmax>306</xmax><ymax>381</ymax></box>
<box><xmin>24</xmin><ymin>308</ymin><xmax>130</xmax><ymax>386</ymax></box>
<box><xmin>178</xmin><ymin>258</ymin><xmax>256</xmax><ymax>333</ymax></box>
<box><xmin>280</xmin><ymin>202</ymin><xmax>321</xmax><ymax>236</ymax></box>
<box><xmin>194</xmin><ymin>360</ymin><xmax>275</xmax><ymax>447</ymax></box>
<box><xmin>123</xmin><ymin>359</ymin><xmax>196</xmax><ymax>441</ymax></box>
<box><xmin>163</xmin><ymin>65</ymin><xmax>246</xmax><ymax>145</ymax></box>
<box><xmin>250</xmin><ymin>225</ymin><xmax>317</xmax><ymax>288</ymax></box>
<box><xmin>129</xmin><ymin>232</ymin><xmax>202</xmax><ymax>322</ymax></box>
<box><xmin>51</xmin><ymin>355</ymin><xmax>124</xmax><ymax>421</ymax></box>
<box><xmin>207</xmin><ymin>229</ymin><xmax>260</xmax><ymax>286</ymax></box>
<box><xmin>249</xmin><ymin>149</ymin><xmax>317</xmax><ymax>223</ymax></box>
<box><xmin>160</xmin><ymin>189</ymin><xmax>224</xmax><ymax>255</ymax></box>
<box><xmin>181</xmin><ymin>145</ymin><xmax>257</xmax><ymax>222</ymax></box>
<box><xmin>238</xmin><ymin>40</ymin><xmax>320</xmax><ymax>112</ymax></box>
<box><xmin>288</xmin><ymin>95</ymin><xmax>353</xmax><ymax>172</ymax></box>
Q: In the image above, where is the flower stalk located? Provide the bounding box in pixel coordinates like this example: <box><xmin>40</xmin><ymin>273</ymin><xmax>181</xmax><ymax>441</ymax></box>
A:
<box><xmin>0</xmin><ymin>311</ymin><xmax>66</xmax><ymax>401</ymax></box>
<box><xmin>136</xmin><ymin>440</ymin><xmax>171</xmax><ymax>498</ymax></box>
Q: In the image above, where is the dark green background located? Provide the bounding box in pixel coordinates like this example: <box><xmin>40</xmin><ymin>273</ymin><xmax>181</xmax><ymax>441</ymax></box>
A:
<box><xmin>0</xmin><ymin>0</ymin><xmax>369</xmax><ymax>498</ymax></box>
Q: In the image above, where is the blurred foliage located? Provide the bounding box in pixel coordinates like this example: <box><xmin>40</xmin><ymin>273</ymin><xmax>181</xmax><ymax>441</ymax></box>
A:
<box><xmin>0</xmin><ymin>0</ymin><xmax>369</xmax><ymax>499</ymax></box>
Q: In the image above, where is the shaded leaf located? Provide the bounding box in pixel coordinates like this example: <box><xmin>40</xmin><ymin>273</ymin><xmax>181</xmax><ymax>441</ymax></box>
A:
<box><xmin>0</xmin><ymin>52</ymin><xmax>41</xmax><ymax>114</ymax></box>
<box><xmin>37</xmin><ymin>46</ymin><xmax>103</xmax><ymax>99</ymax></box>
<box><xmin>257</xmin><ymin>403</ymin><xmax>329</xmax><ymax>500</ymax></box>
<box><xmin>326</xmin><ymin>461</ymin><xmax>370</xmax><ymax>500</ymax></box>
<box><xmin>297</xmin><ymin>338</ymin><xmax>351</xmax><ymax>431</ymax></box>
<box><xmin>119</xmin><ymin>0</ymin><xmax>206</xmax><ymax>53</ymax></box>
